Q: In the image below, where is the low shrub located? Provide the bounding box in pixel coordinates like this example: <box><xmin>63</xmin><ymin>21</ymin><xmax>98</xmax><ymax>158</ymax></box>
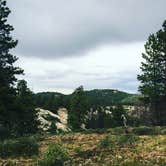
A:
<box><xmin>153</xmin><ymin>126</ymin><xmax>166</xmax><ymax>135</ymax></box>
<box><xmin>38</xmin><ymin>144</ymin><xmax>70</xmax><ymax>166</ymax></box>
<box><xmin>74</xmin><ymin>146</ymin><xmax>84</xmax><ymax>156</ymax></box>
<box><xmin>83</xmin><ymin>128</ymin><xmax>108</xmax><ymax>134</ymax></box>
<box><xmin>133</xmin><ymin>126</ymin><xmax>155</xmax><ymax>135</ymax></box>
<box><xmin>99</xmin><ymin>135</ymin><xmax>115</xmax><ymax>148</ymax></box>
<box><xmin>29</xmin><ymin>133</ymin><xmax>46</xmax><ymax>142</ymax></box>
<box><xmin>117</xmin><ymin>134</ymin><xmax>140</xmax><ymax>146</ymax></box>
<box><xmin>74</xmin><ymin>147</ymin><xmax>93</xmax><ymax>158</ymax></box>
<box><xmin>0</xmin><ymin>137</ymin><xmax>39</xmax><ymax>158</ymax></box>
<box><xmin>108</xmin><ymin>127</ymin><xmax>125</xmax><ymax>135</ymax></box>
<box><xmin>74</xmin><ymin>146</ymin><xmax>82</xmax><ymax>153</ymax></box>
<box><xmin>99</xmin><ymin>134</ymin><xmax>139</xmax><ymax>148</ymax></box>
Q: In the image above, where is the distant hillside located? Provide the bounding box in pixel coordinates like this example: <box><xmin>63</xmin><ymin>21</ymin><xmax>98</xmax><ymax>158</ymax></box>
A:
<box><xmin>84</xmin><ymin>89</ymin><xmax>139</xmax><ymax>106</ymax></box>
<box><xmin>34</xmin><ymin>89</ymin><xmax>139</xmax><ymax>111</ymax></box>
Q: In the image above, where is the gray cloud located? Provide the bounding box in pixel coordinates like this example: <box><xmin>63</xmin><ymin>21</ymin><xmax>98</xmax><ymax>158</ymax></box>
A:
<box><xmin>8</xmin><ymin>0</ymin><xmax>166</xmax><ymax>59</ymax></box>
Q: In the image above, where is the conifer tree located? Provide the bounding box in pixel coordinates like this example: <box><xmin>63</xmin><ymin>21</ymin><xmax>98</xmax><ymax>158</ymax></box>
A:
<box><xmin>0</xmin><ymin>0</ymin><xmax>23</xmax><ymax>133</ymax></box>
<box><xmin>15</xmin><ymin>80</ymin><xmax>39</xmax><ymax>136</ymax></box>
<box><xmin>68</xmin><ymin>86</ymin><xmax>89</xmax><ymax>130</ymax></box>
<box><xmin>138</xmin><ymin>20</ymin><xmax>166</xmax><ymax>125</ymax></box>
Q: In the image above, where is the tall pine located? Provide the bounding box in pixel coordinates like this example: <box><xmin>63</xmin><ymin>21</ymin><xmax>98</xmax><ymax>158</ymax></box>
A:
<box><xmin>0</xmin><ymin>0</ymin><xmax>23</xmax><ymax>134</ymax></box>
<box><xmin>138</xmin><ymin>20</ymin><xmax>166</xmax><ymax>125</ymax></box>
<box><xmin>68</xmin><ymin>86</ymin><xmax>89</xmax><ymax>130</ymax></box>
<box><xmin>15</xmin><ymin>80</ymin><xmax>39</xmax><ymax>136</ymax></box>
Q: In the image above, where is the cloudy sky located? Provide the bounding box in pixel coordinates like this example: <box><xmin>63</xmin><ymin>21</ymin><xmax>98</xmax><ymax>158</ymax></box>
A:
<box><xmin>8</xmin><ymin>0</ymin><xmax>166</xmax><ymax>94</ymax></box>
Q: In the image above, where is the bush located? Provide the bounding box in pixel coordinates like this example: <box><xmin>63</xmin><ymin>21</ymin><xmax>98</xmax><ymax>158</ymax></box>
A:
<box><xmin>99</xmin><ymin>134</ymin><xmax>139</xmax><ymax>148</ymax></box>
<box><xmin>83</xmin><ymin>128</ymin><xmax>108</xmax><ymax>134</ymax></box>
<box><xmin>29</xmin><ymin>133</ymin><xmax>46</xmax><ymax>142</ymax></box>
<box><xmin>38</xmin><ymin>144</ymin><xmax>70</xmax><ymax>166</ymax></box>
<box><xmin>108</xmin><ymin>127</ymin><xmax>125</xmax><ymax>135</ymax></box>
<box><xmin>117</xmin><ymin>134</ymin><xmax>139</xmax><ymax>146</ymax></box>
<box><xmin>133</xmin><ymin>126</ymin><xmax>154</xmax><ymax>135</ymax></box>
<box><xmin>99</xmin><ymin>135</ymin><xmax>115</xmax><ymax>148</ymax></box>
<box><xmin>0</xmin><ymin>137</ymin><xmax>39</xmax><ymax>158</ymax></box>
<box><xmin>74</xmin><ymin>146</ymin><xmax>84</xmax><ymax>156</ymax></box>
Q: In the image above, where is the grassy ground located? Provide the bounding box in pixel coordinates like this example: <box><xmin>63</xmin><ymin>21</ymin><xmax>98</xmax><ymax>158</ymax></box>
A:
<box><xmin>0</xmin><ymin>127</ymin><xmax>166</xmax><ymax>165</ymax></box>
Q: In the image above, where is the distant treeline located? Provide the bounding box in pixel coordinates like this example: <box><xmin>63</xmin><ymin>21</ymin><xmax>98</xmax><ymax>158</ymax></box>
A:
<box><xmin>34</xmin><ymin>89</ymin><xmax>139</xmax><ymax>112</ymax></box>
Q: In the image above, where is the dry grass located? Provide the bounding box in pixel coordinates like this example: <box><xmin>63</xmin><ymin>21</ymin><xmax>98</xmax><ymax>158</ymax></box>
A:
<box><xmin>0</xmin><ymin>130</ymin><xmax>166</xmax><ymax>166</ymax></box>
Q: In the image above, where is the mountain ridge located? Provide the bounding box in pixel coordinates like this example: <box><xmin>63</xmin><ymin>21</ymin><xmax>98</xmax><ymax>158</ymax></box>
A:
<box><xmin>34</xmin><ymin>89</ymin><xmax>139</xmax><ymax>111</ymax></box>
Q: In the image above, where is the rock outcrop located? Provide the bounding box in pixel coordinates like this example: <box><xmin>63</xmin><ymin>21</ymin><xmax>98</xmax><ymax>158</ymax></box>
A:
<box><xmin>36</xmin><ymin>108</ymin><xmax>70</xmax><ymax>132</ymax></box>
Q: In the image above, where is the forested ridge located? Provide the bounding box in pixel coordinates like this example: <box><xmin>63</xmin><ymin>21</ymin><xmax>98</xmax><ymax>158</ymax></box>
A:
<box><xmin>34</xmin><ymin>89</ymin><xmax>139</xmax><ymax>111</ymax></box>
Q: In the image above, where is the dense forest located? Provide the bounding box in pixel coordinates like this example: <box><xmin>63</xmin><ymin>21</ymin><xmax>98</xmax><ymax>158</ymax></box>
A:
<box><xmin>34</xmin><ymin>89</ymin><xmax>139</xmax><ymax>111</ymax></box>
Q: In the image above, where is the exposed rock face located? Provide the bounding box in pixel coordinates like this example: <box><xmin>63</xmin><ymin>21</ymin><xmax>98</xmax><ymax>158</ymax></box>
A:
<box><xmin>57</xmin><ymin>108</ymin><xmax>68</xmax><ymax>125</ymax></box>
<box><xmin>36</xmin><ymin>108</ymin><xmax>70</xmax><ymax>132</ymax></box>
<box><xmin>56</xmin><ymin>108</ymin><xmax>69</xmax><ymax>131</ymax></box>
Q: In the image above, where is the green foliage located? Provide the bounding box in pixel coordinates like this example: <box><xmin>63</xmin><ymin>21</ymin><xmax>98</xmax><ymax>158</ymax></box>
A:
<box><xmin>133</xmin><ymin>126</ymin><xmax>154</xmax><ymax>135</ymax></box>
<box><xmin>38</xmin><ymin>144</ymin><xmax>69</xmax><ymax>166</ymax></box>
<box><xmin>116</xmin><ymin>134</ymin><xmax>140</xmax><ymax>146</ymax></box>
<box><xmin>99</xmin><ymin>135</ymin><xmax>115</xmax><ymax>148</ymax></box>
<box><xmin>74</xmin><ymin>146</ymin><xmax>84</xmax><ymax>156</ymax></box>
<box><xmin>0</xmin><ymin>137</ymin><xmax>39</xmax><ymax>158</ymax></box>
<box><xmin>83</xmin><ymin>128</ymin><xmax>108</xmax><ymax>134</ymax></box>
<box><xmin>108</xmin><ymin>127</ymin><xmax>125</xmax><ymax>135</ymax></box>
<box><xmin>111</xmin><ymin>105</ymin><xmax>127</xmax><ymax>127</ymax></box>
<box><xmin>28</xmin><ymin>133</ymin><xmax>46</xmax><ymax>142</ymax></box>
<box><xmin>0</xmin><ymin>0</ymin><xmax>23</xmax><ymax>139</ymax></box>
<box><xmin>86</xmin><ymin>105</ymin><xmax>128</xmax><ymax>129</ymax></box>
<box><xmin>48</xmin><ymin>122</ymin><xmax>57</xmax><ymax>134</ymax></box>
<box><xmin>0</xmin><ymin>2</ymin><xmax>38</xmax><ymax>139</ymax></box>
<box><xmin>34</xmin><ymin>90</ymin><xmax>138</xmax><ymax>112</ymax></box>
<box><xmin>137</xmin><ymin>20</ymin><xmax>166</xmax><ymax>125</ymax></box>
<box><xmin>68</xmin><ymin>86</ymin><xmax>89</xmax><ymax>130</ymax></box>
<box><xmin>99</xmin><ymin>134</ymin><xmax>139</xmax><ymax>149</ymax></box>
<box><xmin>14</xmin><ymin>80</ymin><xmax>39</xmax><ymax>136</ymax></box>
<box><xmin>34</xmin><ymin>92</ymin><xmax>69</xmax><ymax>112</ymax></box>
<box><xmin>85</xmin><ymin>89</ymin><xmax>137</xmax><ymax>106</ymax></box>
<box><xmin>133</xmin><ymin>126</ymin><xmax>162</xmax><ymax>135</ymax></box>
<box><xmin>121</xmin><ymin>95</ymin><xmax>140</xmax><ymax>105</ymax></box>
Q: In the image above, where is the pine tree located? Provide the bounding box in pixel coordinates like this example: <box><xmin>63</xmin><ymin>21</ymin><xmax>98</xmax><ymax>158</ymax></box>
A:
<box><xmin>0</xmin><ymin>0</ymin><xmax>23</xmax><ymax>134</ymax></box>
<box><xmin>68</xmin><ymin>86</ymin><xmax>89</xmax><ymax>130</ymax></box>
<box><xmin>157</xmin><ymin>21</ymin><xmax>166</xmax><ymax>98</ymax></box>
<box><xmin>137</xmin><ymin>20</ymin><xmax>166</xmax><ymax>125</ymax></box>
<box><xmin>15</xmin><ymin>80</ymin><xmax>39</xmax><ymax>136</ymax></box>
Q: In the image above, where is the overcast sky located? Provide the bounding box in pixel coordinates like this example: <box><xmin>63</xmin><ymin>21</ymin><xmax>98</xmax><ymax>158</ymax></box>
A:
<box><xmin>8</xmin><ymin>0</ymin><xmax>166</xmax><ymax>94</ymax></box>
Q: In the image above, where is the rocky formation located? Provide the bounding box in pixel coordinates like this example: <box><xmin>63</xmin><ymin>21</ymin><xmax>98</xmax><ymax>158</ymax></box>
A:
<box><xmin>36</xmin><ymin>108</ymin><xmax>70</xmax><ymax>132</ymax></box>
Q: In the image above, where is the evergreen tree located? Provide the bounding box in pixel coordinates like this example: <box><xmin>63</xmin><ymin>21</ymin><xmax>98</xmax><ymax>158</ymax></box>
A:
<box><xmin>15</xmin><ymin>80</ymin><xmax>39</xmax><ymax>136</ymax></box>
<box><xmin>138</xmin><ymin>20</ymin><xmax>166</xmax><ymax>125</ymax></box>
<box><xmin>0</xmin><ymin>0</ymin><xmax>23</xmax><ymax>135</ymax></box>
<box><xmin>111</xmin><ymin>105</ymin><xmax>126</xmax><ymax>127</ymax></box>
<box><xmin>97</xmin><ymin>106</ymin><xmax>105</xmax><ymax>128</ymax></box>
<box><xmin>68</xmin><ymin>86</ymin><xmax>89</xmax><ymax>130</ymax></box>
